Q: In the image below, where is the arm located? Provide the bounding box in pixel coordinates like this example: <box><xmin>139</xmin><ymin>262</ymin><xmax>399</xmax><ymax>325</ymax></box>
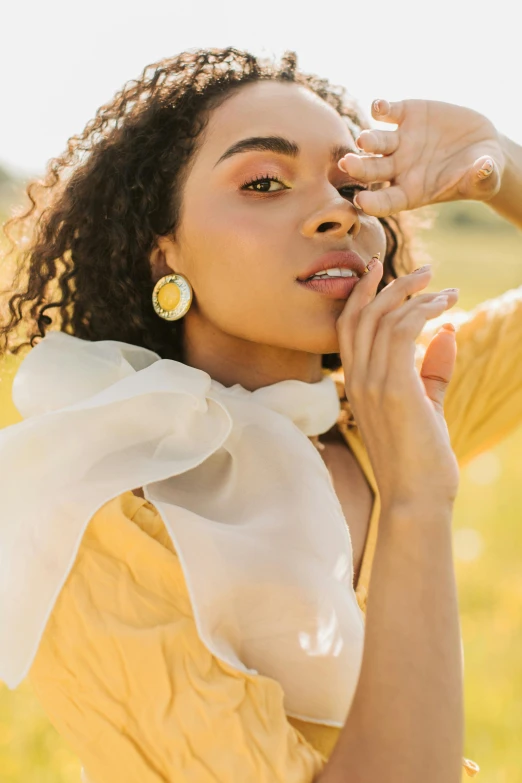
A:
<box><xmin>487</xmin><ymin>133</ymin><xmax>522</xmax><ymax>229</ymax></box>
<box><xmin>319</xmin><ymin>262</ymin><xmax>468</xmax><ymax>782</ymax></box>
<box><xmin>415</xmin><ymin>286</ymin><xmax>522</xmax><ymax>466</ymax></box>
<box><xmin>317</xmin><ymin>501</ymin><xmax>463</xmax><ymax>783</ymax></box>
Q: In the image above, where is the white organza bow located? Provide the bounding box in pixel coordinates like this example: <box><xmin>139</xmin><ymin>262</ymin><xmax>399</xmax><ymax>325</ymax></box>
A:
<box><xmin>0</xmin><ymin>331</ymin><xmax>365</xmax><ymax>726</ymax></box>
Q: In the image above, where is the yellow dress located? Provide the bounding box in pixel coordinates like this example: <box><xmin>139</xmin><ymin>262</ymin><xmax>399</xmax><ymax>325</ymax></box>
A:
<box><xmin>16</xmin><ymin>287</ymin><xmax>522</xmax><ymax>781</ymax></box>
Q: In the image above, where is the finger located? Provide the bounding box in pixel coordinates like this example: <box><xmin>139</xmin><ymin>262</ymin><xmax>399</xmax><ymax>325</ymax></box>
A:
<box><xmin>339</xmin><ymin>153</ymin><xmax>396</xmax><ymax>184</ymax></box>
<box><xmin>420</xmin><ymin>324</ymin><xmax>458</xmax><ymax>410</ymax></box>
<box><xmin>345</xmin><ymin>267</ymin><xmax>434</xmax><ymax>388</ymax></box>
<box><xmin>336</xmin><ymin>256</ymin><xmax>384</xmax><ymax>377</ymax></box>
<box><xmin>458</xmin><ymin>155</ymin><xmax>501</xmax><ymax>200</ymax></box>
<box><xmin>359</xmin><ymin>292</ymin><xmax>457</xmax><ymax>393</ymax></box>
<box><xmin>376</xmin><ymin>297</ymin><xmax>453</xmax><ymax>395</ymax></box>
<box><xmin>352</xmin><ymin>185</ymin><xmax>410</xmax><ymax>216</ymax></box>
<box><xmin>366</xmin><ymin>292</ymin><xmax>458</xmax><ymax>388</ymax></box>
<box><xmin>339</xmin><ymin>260</ymin><xmax>440</xmax><ymax>355</ymax></box>
<box><xmin>371</xmin><ymin>99</ymin><xmax>406</xmax><ymax>125</ymax></box>
<box><xmin>355</xmin><ymin>129</ymin><xmax>400</xmax><ymax>156</ymax></box>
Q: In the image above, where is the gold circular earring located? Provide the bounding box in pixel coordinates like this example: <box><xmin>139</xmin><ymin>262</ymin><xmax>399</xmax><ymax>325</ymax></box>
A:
<box><xmin>152</xmin><ymin>274</ymin><xmax>193</xmax><ymax>321</ymax></box>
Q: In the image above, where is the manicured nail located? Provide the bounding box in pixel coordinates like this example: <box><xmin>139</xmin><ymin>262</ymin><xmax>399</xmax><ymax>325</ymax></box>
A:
<box><xmin>365</xmin><ymin>255</ymin><xmax>381</xmax><ymax>273</ymax></box>
<box><xmin>413</xmin><ymin>264</ymin><xmax>432</xmax><ymax>274</ymax></box>
<box><xmin>353</xmin><ymin>194</ymin><xmax>363</xmax><ymax>210</ymax></box>
<box><xmin>477</xmin><ymin>159</ymin><xmax>494</xmax><ymax>179</ymax></box>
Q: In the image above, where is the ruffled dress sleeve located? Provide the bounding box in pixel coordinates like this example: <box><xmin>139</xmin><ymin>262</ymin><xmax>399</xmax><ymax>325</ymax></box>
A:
<box><xmin>415</xmin><ymin>285</ymin><xmax>522</xmax><ymax>465</ymax></box>
<box><xmin>28</xmin><ymin>491</ymin><xmax>327</xmax><ymax>783</ymax></box>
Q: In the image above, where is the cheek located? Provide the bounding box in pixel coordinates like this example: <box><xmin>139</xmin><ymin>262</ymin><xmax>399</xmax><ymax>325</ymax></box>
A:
<box><xmin>367</xmin><ymin>216</ymin><xmax>387</xmax><ymax>246</ymax></box>
<box><xmin>178</xmin><ymin>198</ymin><xmax>330</xmax><ymax>352</ymax></box>
<box><xmin>183</xmin><ymin>195</ymin><xmax>287</xmax><ymax>284</ymax></box>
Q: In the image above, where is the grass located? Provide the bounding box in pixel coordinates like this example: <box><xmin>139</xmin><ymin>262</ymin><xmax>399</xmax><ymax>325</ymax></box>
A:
<box><xmin>0</xmin><ymin>201</ymin><xmax>522</xmax><ymax>780</ymax></box>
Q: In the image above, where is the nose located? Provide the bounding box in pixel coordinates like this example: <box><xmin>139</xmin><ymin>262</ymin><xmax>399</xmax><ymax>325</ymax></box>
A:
<box><xmin>301</xmin><ymin>194</ymin><xmax>361</xmax><ymax>240</ymax></box>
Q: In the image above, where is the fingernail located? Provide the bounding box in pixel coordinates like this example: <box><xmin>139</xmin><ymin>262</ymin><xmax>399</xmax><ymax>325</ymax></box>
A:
<box><xmin>413</xmin><ymin>264</ymin><xmax>432</xmax><ymax>274</ymax></box>
<box><xmin>440</xmin><ymin>288</ymin><xmax>459</xmax><ymax>294</ymax></box>
<box><xmin>440</xmin><ymin>322</ymin><xmax>455</xmax><ymax>332</ymax></box>
<box><xmin>478</xmin><ymin>159</ymin><xmax>494</xmax><ymax>179</ymax></box>
<box><xmin>373</xmin><ymin>99</ymin><xmax>383</xmax><ymax>115</ymax></box>
<box><xmin>365</xmin><ymin>255</ymin><xmax>381</xmax><ymax>273</ymax></box>
<box><xmin>353</xmin><ymin>194</ymin><xmax>363</xmax><ymax>210</ymax></box>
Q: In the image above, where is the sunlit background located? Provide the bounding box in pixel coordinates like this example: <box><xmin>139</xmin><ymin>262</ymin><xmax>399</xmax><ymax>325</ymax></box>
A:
<box><xmin>1</xmin><ymin>1</ymin><xmax>522</xmax><ymax>780</ymax></box>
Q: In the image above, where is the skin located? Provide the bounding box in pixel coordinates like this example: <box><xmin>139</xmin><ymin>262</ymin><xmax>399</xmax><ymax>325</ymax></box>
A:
<box><xmin>149</xmin><ymin>80</ymin><xmax>387</xmax><ymax>391</ymax></box>
<box><xmin>340</xmin><ymin>97</ymin><xmax>522</xmax><ymax>229</ymax></box>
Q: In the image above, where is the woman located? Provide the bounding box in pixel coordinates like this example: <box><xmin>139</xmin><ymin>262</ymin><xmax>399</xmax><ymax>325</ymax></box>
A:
<box><xmin>0</xmin><ymin>47</ymin><xmax>520</xmax><ymax>782</ymax></box>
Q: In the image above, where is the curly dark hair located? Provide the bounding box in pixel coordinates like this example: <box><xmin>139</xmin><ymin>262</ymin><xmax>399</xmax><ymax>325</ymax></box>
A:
<box><xmin>0</xmin><ymin>46</ymin><xmax>419</xmax><ymax>372</ymax></box>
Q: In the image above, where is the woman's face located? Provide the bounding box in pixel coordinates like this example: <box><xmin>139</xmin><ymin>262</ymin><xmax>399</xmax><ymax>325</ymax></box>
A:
<box><xmin>154</xmin><ymin>80</ymin><xmax>387</xmax><ymax>386</ymax></box>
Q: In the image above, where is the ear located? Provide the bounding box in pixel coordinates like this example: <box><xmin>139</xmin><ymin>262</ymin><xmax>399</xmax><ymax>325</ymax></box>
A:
<box><xmin>149</xmin><ymin>235</ymin><xmax>183</xmax><ymax>284</ymax></box>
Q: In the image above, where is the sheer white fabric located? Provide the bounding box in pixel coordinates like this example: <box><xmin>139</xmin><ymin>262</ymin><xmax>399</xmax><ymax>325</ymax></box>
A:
<box><xmin>0</xmin><ymin>331</ymin><xmax>365</xmax><ymax>726</ymax></box>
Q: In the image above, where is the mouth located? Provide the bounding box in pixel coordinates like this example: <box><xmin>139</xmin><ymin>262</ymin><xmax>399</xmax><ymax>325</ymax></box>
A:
<box><xmin>297</xmin><ymin>275</ymin><xmax>360</xmax><ymax>299</ymax></box>
<box><xmin>297</xmin><ymin>250</ymin><xmax>368</xmax><ymax>283</ymax></box>
<box><xmin>297</xmin><ymin>249</ymin><xmax>375</xmax><ymax>299</ymax></box>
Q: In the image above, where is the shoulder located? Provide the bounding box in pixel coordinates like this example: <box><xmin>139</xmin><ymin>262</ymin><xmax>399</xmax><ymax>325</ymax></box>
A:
<box><xmin>84</xmin><ymin>489</ymin><xmax>178</xmax><ymax>557</ymax></box>
<box><xmin>28</xmin><ymin>492</ymin><xmax>328</xmax><ymax>783</ymax></box>
<box><xmin>31</xmin><ymin>490</ymin><xmax>192</xmax><ymax>658</ymax></box>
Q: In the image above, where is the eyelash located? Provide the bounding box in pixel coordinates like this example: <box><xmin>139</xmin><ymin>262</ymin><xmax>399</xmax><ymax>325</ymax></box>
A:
<box><xmin>240</xmin><ymin>173</ymin><xmax>369</xmax><ymax>198</ymax></box>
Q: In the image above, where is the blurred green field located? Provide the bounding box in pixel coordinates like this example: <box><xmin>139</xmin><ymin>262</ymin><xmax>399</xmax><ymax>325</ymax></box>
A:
<box><xmin>0</xmin><ymin>200</ymin><xmax>521</xmax><ymax>781</ymax></box>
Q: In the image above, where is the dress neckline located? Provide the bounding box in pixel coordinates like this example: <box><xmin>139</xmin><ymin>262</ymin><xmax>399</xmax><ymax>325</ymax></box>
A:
<box><xmin>335</xmin><ymin>409</ymin><xmax>380</xmax><ymax>613</ymax></box>
<box><xmin>130</xmin><ymin>404</ymin><xmax>379</xmax><ymax>615</ymax></box>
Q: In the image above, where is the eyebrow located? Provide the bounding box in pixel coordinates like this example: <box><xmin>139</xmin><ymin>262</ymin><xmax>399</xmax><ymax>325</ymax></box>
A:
<box><xmin>213</xmin><ymin>135</ymin><xmax>355</xmax><ymax>168</ymax></box>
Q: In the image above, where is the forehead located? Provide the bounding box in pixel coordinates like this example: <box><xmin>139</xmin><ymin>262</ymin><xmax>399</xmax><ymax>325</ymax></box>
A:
<box><xmin>201</xmin><ymin>81</ymin><xmax>357</xmax><ymax>159</ymax></box>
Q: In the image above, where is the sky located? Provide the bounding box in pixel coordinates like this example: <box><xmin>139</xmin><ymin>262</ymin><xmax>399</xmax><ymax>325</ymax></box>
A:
<box><xmin>1</xmin><ymin>0</ymin><xmax>518</xmax><ymax>179</ymax></box>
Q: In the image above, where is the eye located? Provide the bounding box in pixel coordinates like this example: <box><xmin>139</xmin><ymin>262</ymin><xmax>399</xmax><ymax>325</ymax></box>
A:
<box><xmin>338</xmin><ymin>183</ymin><xmax>368</xmax><ymax>200</ymax></box>
<box><xmin>240</xmin><ymin>175</ymin><xmax>287</xmax><ymax>193</ymax></box>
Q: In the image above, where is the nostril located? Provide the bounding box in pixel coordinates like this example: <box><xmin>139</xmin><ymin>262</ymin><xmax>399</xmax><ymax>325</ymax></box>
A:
<box><xmin>317</xmin><ymin>222</ymin><xmax>341</xmax><ymax>233</ymax></box>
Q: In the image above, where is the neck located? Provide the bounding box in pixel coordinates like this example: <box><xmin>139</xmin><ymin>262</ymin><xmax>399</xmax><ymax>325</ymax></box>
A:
<box><xmin>182</xmin><ymin>310</ymin><xmax>325</xmax><ymax>390</ymax></box>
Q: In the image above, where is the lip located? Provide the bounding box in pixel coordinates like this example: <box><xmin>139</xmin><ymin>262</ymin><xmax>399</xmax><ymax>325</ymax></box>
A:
<box><xmin>297</xmin><ymin>250</ymin><xmax>368</xmax><ymax>281</ymax></box>
<box><xmin>298</xmin><ymin>276</ymin><xmax>360</xmax><ymax>299</ymax></box>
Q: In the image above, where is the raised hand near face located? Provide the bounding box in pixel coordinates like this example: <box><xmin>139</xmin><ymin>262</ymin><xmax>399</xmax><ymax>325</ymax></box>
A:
<box><xmin>339</xmin><ymin>98</ymin><xmax>505</xmax><ymax>217</ymax></box>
